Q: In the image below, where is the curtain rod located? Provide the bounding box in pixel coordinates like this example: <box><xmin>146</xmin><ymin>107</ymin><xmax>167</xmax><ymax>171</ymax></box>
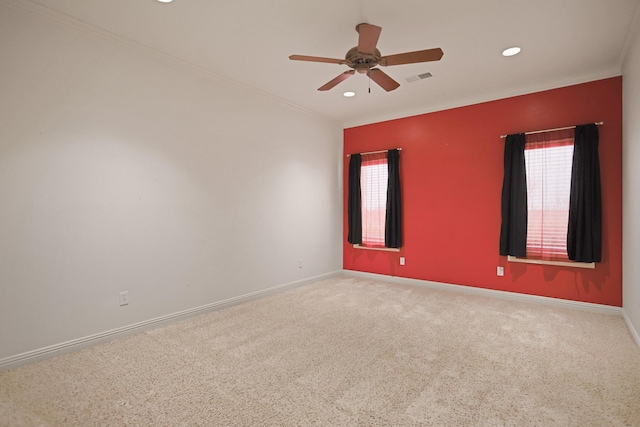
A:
<box><xmin>499</xmin><ymin>122</ymin><xmax>604</xmax><ymax>139</ymax></box>
<box><xmin>346</xmin><ymin>148</ymin><xmax>402</xmax><ymax>157</ymax></box>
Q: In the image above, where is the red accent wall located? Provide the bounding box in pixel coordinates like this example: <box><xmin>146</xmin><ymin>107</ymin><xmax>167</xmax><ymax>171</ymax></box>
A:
<box><xmin>343</xmin><ymin>77</ymin><xmax>623</xmax><ymax>307</ymax></box>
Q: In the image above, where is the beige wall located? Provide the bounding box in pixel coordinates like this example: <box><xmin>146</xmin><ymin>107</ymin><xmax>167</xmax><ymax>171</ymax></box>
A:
<box><xmin>0</xmin><ymin>3</ymin><xmax>343</xmax><ymax>363</ymax></box>
<box><xmin>623</xmin><ymin>14</ymin><xmax>640</xmax><ymax>343</ymax></box>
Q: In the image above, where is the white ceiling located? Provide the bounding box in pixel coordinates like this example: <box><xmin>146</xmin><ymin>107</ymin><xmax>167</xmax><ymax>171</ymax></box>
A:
<box><xmin>12</xmin><ymin>0</ymin><xmax>640</xmax><ymax>127</ymax></box>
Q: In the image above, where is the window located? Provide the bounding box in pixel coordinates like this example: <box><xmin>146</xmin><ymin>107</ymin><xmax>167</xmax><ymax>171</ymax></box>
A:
<box><xmin>360</xmin><ymin>153</ymin><xmax>388</xmax><ymax>248</ymax></box>
<box><xmin>500</xmin><ymin>124</ymin><xmax>601</xmax><ymax>268</ymax></box>
<box><xmin>524</xmin><ymin>130</ymin><xmax>574</xmax><ymax>261</ymax></box>
<box><xmin>347</xmin><ymin>149</ymin><xmax>402</xmax><ymax>250</ymax></box>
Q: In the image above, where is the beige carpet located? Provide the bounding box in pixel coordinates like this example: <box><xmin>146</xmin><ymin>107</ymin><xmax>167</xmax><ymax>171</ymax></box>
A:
<box><xmin>1</xmin><ymin>276</ymin><xmax>639</xmax><ymax>426</ymax></box>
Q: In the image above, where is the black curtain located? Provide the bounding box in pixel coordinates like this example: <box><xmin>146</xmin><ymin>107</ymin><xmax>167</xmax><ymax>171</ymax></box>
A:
<box><xmin>385</xmin><ymin>149</ymin><xmax>402</xmax><ymax>248</ymax></box>
<box><xmin>567</xmin><ymin>124</ymin><xmax>602</xmax><ymax>262</ymax></box>
<box><xmin>347</xmin><ymin>154</ymin><xmax>362</xmax><ymax>244</ymax></box>
<box><xmin>499</xmin><ymin>134</ymin><xmax>527</xmax><ymax>257</ymax></box>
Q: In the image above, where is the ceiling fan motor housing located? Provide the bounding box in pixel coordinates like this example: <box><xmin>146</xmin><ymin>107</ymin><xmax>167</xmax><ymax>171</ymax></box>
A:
<box><xmin>346</xmin><ymin>47</ymin><xmax>382</xmax><ymax>73</ymax></box>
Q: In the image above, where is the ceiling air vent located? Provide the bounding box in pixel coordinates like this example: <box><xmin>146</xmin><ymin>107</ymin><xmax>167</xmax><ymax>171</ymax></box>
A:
<box><xmin>405</xmin><ymin>72</ymin><xmax>433</xmax><ymax>83</ymax></box>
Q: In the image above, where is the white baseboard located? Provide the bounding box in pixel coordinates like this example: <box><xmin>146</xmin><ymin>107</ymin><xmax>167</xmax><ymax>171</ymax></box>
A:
<box><xmin>0</xmin><ymin>270</ymin><xmax>342</xmax><ymax>372</ymax></box>
<box><xmin>622</xmin><ymin>309</ymin><xmax>640</xmax><ymax>349</ymax></box>
<box><xmin>4</xmin><ymin>270</ymin><xmax>632</xmax><ymax>372</ymax></box>
<box><xmin>348</xmin><ymin>270</ymin><xmax>637</xmax><ymax>350</ymax></box>
<box><xmin>343</xmin><ymin>270</ymin><xmax>623</xmax><ymax>316</ymax></box>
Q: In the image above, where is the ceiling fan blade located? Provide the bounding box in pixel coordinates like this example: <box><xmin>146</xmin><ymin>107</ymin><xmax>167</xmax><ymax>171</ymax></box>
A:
<box><xmin>357</xmin><ymin>23</ymin><xmax>382</xmax><ymax>55</ymax></box>
<box><xmin>289</xmin><ymin>55</ymin><xmax>345</xmax><ymax>65</ymax></box>
<box><xmin>318</xmin><ymin>70</ymin><xmax>355</xmax><ymax>91</ymax></box>
<box><xmin>380</xmin><ymin>48</ymin><xmax>444</xmax><ymax>66</ymax></box>
<box><xmin>367</xmin><ymin>68</ymin><xmax>400</xmax><ymax>92</ymax></box>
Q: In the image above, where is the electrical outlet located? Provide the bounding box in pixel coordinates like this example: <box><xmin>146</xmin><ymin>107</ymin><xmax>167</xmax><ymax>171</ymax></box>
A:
<box><xmin>497</xmin><ymin>266</ymin><xmax>504</xmax><ymax>277</ymax></box>
<box><xmin>298</xmin><ymin>259</ymin><xmax>303</xmax><ymax>268</ymax></box>
<box><xmin>119</xmin><ymin>291</ymin><xmax>129</xmax><ymax>306</ymax></box>
<box><xmin>399</xmin><ymin>257</ymin><xmax>405</xmax><ymax>266</ymax></box>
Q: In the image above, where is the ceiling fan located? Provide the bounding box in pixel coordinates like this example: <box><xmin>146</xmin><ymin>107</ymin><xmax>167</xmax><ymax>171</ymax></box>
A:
<box><xmin>289</xmin><ymin>23</ymin><xmax>444</xmax><ymax>92</ymax></box>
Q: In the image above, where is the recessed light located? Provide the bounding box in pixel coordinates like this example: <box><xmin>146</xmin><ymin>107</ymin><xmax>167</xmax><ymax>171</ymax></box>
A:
<box><xmin>156</xmin><ymin>0</ymin><xmax>173</xmax><ymax>3</ymax></box>
<box><xmin>502</xmin><ymin>47</ymin><xmax>521</xmax><ymax>57</ymax></box>
<box><xmin>343</xmin><ymin>91</ymin><xmax>356</xmax><ymax>97</ymax></box>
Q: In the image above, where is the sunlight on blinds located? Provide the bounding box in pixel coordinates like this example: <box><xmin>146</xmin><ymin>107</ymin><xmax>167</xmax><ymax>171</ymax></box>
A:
<box><xmin>361</xmin><ymin>153</ymin><xmax>387</xmax><ymax>248</ymax></box>
<box><xmin>524</xmin><ymin>136</ymin><xmax>574</xmax><ymax>261</ymax></box>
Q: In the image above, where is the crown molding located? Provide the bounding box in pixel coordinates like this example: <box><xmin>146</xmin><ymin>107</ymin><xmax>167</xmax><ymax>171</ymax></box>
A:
<box><xmin>618</xmin><ymin>0</ymin><xmax>640</xmax><ymax>71</ymax></box>
<box><xmin>1</xmin><ymin>0</ymin><xmax>336</xmax><ymax>125</ymax></box>
<box><xmin>343</xmin><ymin>68</ymin><xmax>622</xmax><ymax>129</ymax></box>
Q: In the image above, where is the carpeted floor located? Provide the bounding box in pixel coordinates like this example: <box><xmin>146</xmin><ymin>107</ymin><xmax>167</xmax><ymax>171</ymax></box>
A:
<box><xmin>1</xmin><ymin>276</ymin><xmax>639</xmax><ymax>426</ymax></box>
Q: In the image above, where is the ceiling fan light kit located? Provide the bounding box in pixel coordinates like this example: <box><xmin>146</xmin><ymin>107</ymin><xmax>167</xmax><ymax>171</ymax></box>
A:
<box><xmin>289</xmin><ymin>23</ymin><xmax>444</xmax><ymax>92</ymax></box>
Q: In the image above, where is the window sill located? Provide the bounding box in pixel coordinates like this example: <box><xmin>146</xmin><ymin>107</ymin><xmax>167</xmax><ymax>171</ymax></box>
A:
<box><xmin>353</xmin><ymin>244</ymin><xmax>400</xmax><ymax>253</ymax></box>
<box><xmin>507</xmin><ymin>255</ymin><xmax>595</xmax><ymax>269</ymax></box>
